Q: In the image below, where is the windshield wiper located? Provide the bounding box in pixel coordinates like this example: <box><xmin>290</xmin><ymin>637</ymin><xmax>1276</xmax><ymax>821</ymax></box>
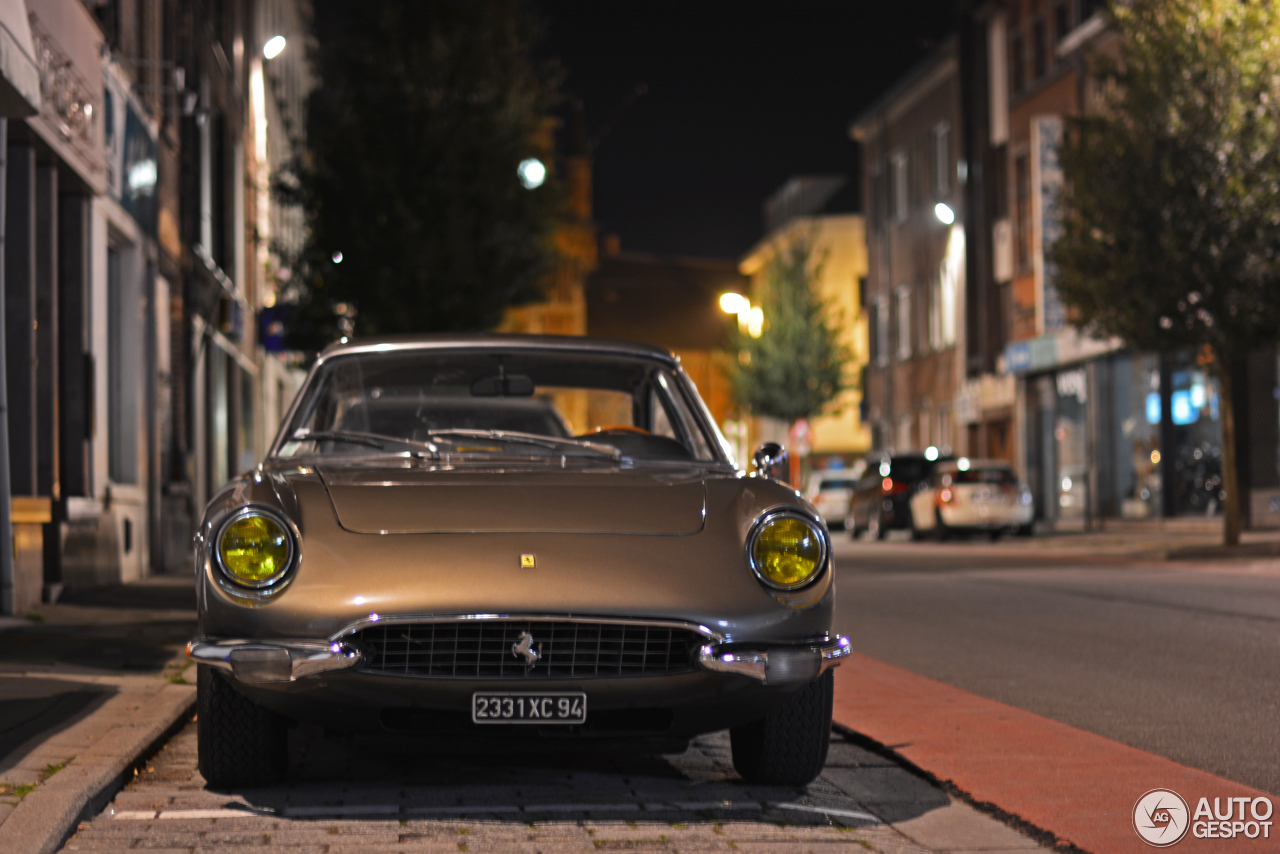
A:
<box><xmin>427</xmin><ymin>429</ymin><xmax>620</xmax><ymax>460</ymax></box>
<box><xmin>292</xmin><ymin>429</ymin><xmax>438</xmax><ymax>455</ymax></box>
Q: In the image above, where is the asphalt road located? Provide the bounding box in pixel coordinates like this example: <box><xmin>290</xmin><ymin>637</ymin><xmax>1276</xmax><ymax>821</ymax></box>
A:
<box><xmin>831</xmin><ymin>536</ymin><xmax>1280</xmax><ymax>795</ymax></box>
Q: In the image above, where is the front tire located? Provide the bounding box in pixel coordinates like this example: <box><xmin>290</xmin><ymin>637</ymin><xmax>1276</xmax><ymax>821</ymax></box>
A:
<box><xmin>197</xmin><ymin>666</ymin><xmax>288</xmax><ymax>789</ymax></box>
<box><xmin>730</xmin><ymin>670</ymin><xmax>833</xmax><ymax>786</ymax></box>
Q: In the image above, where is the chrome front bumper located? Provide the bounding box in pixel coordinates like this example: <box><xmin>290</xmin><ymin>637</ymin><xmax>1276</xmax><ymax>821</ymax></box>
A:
<box><xmin>187</xmin><ymin>638</ymin><xmax>362</xmax><ymax>683</ymax></box>
<box><xmin>188</xmin><ymin>634</ymin><xmax>851</xmax><ymax>687</ymax></box>
<box><xmin>696</xmin><ymin>635</ymin><xmax>851</xmax><ymax>685</ymax></box>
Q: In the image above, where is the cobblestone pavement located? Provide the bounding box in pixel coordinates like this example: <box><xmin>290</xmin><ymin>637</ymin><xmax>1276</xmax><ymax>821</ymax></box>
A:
<box><xmin>58</xmin><ymin>719</ymin><xmax>1047</xmax><ymax>853</ymax></box>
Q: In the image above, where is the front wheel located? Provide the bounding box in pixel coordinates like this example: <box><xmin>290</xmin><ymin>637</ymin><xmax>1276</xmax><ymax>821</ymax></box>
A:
<box><xmin>197</xmin><ymin>666</ymin><xmax>289</xmax><ymax>789</ymax></box>
<box><xmin>730</xmin><ymin>670</ymin><xmax>833</xmax><ymax>786</ymax></box>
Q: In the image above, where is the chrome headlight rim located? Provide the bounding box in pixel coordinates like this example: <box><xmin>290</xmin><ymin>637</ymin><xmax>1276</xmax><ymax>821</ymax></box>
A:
<box><xmin>746</xmin><ymin>508</ymin><xmax>830</xmax><ymax>591</ymax></box>
<box><xmin>212</xmin><ymin>505</ymin><xmax>299</xmax><ymax>593</ymax></box>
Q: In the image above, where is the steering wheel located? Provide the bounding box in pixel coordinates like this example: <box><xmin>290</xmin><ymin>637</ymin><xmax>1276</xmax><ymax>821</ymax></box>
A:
<box><xmin>583</xmin><ymin>424</ymin><xmax>650</xmax><ymax>436</ymax></box>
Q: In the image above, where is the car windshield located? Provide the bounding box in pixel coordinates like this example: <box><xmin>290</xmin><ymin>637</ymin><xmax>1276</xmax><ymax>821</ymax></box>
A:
<box><xmin>948</xmin><ymin>467</ymin><xmax>1018</xmax><ymax>485</ymax></box>
<box><xmin>275</xmin><ymin>348</ymin><xmax>726</xmax><ymax>463</ymax></box>
<box><xmin>886</xmin><ymin>458</ymin><xmax>930</xmax><ymax>482</ymax></box>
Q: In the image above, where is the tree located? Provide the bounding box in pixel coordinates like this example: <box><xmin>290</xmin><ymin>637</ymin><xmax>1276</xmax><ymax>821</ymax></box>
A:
<box><xmin>279</xmin><ymin>0</ymin><xmax>562</xmax><ymax>346</ymax></box>
<box><xmin>731</xmin><ymin>239</ymin><xmax>852</xmax><ymax>429</ymax></box>
<box><xmin>1052</xmin><ymin>0</ymin><xmax>1280</xmax><ymax>546</ymax></box>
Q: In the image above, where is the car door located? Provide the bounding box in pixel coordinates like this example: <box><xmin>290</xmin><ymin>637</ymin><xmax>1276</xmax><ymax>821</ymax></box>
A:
<box><xmin>910</xmin><ymin>472</ymin><xmax>936</xmax><ymax>530</ymax></box>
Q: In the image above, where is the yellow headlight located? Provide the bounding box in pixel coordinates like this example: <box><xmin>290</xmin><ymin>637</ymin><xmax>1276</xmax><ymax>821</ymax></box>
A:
<box><xmin>218</xmin><ymin>513</ymin><xmax>292</xmax><ymax>586</ymax></box>
<box><xmin>751</xmin><ymin>516</ymin><xmax>824</xmax><ymax>589</ymax></box>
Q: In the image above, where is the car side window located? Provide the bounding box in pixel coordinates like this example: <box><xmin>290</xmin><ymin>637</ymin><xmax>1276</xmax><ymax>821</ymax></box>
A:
<box><xmin>651</xmin><ymin>388</ymin><xmax>678</xmax><ymax>440</ymax></box>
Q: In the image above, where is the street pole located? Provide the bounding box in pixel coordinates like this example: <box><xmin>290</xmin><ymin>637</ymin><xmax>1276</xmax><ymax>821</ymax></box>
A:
<box><xmin>0</xmin><ymin>117</ymin><xmax>15</xmax><ymax>615</ymax></box>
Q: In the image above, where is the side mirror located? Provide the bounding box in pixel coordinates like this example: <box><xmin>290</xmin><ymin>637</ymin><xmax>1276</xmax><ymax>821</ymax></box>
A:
<box><xmin>752</xmin><ymin>442</ymin><xmax>789</xmax><ymax>480</ymax></box>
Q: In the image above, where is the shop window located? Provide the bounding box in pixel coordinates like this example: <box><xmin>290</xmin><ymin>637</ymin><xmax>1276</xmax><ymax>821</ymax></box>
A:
<box><xmin>932</xmin><ymin>123</ymin><xmax>951</xmax><ymax>198</ymax></box>
<box><xmin>208</xmin><ymin>345</ymin><xmax>229</xmax><ymax>490</ymax></box>
<box><xmin>896</xmin><ymin>415</ymin><xmax>914</xmax><ymax>451</ymax></box>
<box><xmin>1055</xmin><ymin>368</ymin><xmax>1088</xmax><ymax>520</ymax></box>
<box><xmin>890</xmin><ymin>151</ymin><xmax>909</xmax><ymax>223</ymax></box>
<box><xmin>1015</xmin><ymin>154</ymin><xmax>1031</xmax><ymax>271</ymax></box>
<box><xmin>1169</xmin><ymin>362</ymin><xmax>1223</xmax><ymax>516</ymax></box>
<box><xmin>1054</xmin><ymin>2</ymin><xmax>1070</xmax><ymax>41</ymax></box>
<box><xmin>107</xmin><ymin>245</ymin><xmax>138</xmax><ymax>484</ymax></box>
<box><xmin>239</xmin><ymin>366</ymin><xmax>256</xmax><ymax>474</ymax></box>
<box><xmin>936</xmin><ymin>407</ymin><xmax>953</xmax><ymax>453</ymax></box>
<box><xmin>874</xmin><ymin>295</ymin><xmax>891</xmax><ymax>367</ymax></box>
<box><xmin>1116</xmin><ymin>354</ymin><xmax>1162</xmax><ymax>518</ymax></box>
<box><xmin>1010</xmin><ymin>33</ymin><xmax>1025</xmax><ymax>93</ymax></box>
<box><xmin>1032</xmin><ymin>19</ymin><xmax>1048</xmax><ymax>79</ymax></box>
<box><xmin>895</xmin><ymin>286</ymin><xmax>912</xmax><ymax>360</ymax></box>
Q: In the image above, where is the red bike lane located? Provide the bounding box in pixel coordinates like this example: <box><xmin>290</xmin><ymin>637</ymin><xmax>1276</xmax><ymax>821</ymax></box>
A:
<box><xmin>833</xmin><ymin>653</ymin><xmax>1275</xmax><ymax>853</ymax></box>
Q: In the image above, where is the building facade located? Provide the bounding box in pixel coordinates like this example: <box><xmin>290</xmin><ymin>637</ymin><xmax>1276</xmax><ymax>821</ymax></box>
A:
<box><xmin>738</xmin><ymin>176</ymin><xmax>870</xmax><ymax>466</ymax></box>
<box><xmin>0</xmin><ymin>0</ymin><xmax>313</xmax><ymax>614</ymax></box>
<box><xmin>851</xmin><ymin>39</ymin><xmax>968</xmax><ymax>460</ymax></box>
<box><xmin>957</xmin><ymin>0</ymin><xmax>1279</xmax><ymax>529</ymax></box>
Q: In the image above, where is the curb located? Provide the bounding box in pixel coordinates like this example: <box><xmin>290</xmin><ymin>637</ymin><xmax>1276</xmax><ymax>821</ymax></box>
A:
<box><xmin>831</xmin><ymin>721</ymin><xmax>1088</xmax><ymax>854</ymax></box>
<box><xmin>0</xmin><ymin>683</ymin><xmax>196</xmax><ymax>854</ymax></box>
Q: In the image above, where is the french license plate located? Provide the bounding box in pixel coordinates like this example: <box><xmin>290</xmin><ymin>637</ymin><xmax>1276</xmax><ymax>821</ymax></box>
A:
<box><xmin>471</xmin><ymin>692</ymin><xmax>587</xmax><ymax>725</ymax></box>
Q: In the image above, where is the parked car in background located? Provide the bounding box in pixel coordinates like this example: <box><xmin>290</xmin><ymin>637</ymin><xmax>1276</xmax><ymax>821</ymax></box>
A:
<box><xmin>804</xmin><ymin>463</ymin><xmax>865</xmax><ymax>531</ymax></box>
<box><xmin>845</xmin><ymin>451</ymin><xmax>950</xmax><ymax>539</ymax></box>
<box><xmin>908</xmin><ymin>458</ymin><xmax>1034</xmax><ymax>539</ymax></box>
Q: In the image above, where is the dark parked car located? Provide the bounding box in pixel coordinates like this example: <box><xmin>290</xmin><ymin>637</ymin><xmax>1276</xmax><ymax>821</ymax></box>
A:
<box><xmin>844</xmin><ymin>451</ymin><xmax>951</xmax><ymax>539</ymax></box>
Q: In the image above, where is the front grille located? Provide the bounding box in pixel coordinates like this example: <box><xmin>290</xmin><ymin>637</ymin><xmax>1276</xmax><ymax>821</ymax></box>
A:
<box><xmin>351</xmin><ymin>620</ymin><xmax>702</xmax><ymax>679</ymax></box>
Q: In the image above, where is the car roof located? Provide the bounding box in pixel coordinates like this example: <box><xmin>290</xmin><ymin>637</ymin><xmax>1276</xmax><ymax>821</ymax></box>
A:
<box><xmin>317</xmin><ymin>333</ymin><xmax>679</xmax><ymax>367</ymax></box>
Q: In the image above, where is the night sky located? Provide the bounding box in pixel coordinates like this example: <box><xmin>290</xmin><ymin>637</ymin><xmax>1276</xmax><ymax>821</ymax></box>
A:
<box><xmin>538</xmin><ymin>0</ymin><xmax>958</xmax><ymax>261</ymax></box>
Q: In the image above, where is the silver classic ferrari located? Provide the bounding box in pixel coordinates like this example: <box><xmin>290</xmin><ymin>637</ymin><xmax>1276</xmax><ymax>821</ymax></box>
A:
<box><xmin>188</xmin><ymin>335</ymin><xmax>849</xmax><ymax>788</ymax></box>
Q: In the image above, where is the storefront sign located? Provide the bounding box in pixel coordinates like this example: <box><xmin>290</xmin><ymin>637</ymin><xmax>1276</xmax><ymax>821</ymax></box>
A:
<box><xmin>1004</xmin><ymin>336</ymin><xmax>1057</xmax><ymax>375</ymax></box>
<box><xmin>1031</xmin><ymin>115</ymin><xmax>1066</xmax><ymax>334</ymax></box>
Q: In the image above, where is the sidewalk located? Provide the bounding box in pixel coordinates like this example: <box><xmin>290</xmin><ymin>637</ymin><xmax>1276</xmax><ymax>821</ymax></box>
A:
<box><xmin>0</xmin><ymin>576</ymin><xmax>197</xmax><ymax>854</ymax></box>
<box><xmin>854</xmin><ymin>517</ymin><xmax>1280</xmax><ymax>567</ymax></box>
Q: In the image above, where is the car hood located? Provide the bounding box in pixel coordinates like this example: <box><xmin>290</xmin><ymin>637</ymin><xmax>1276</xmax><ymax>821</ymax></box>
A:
<box><xmin>316</xmin><ymin>463</ymin><xmax>706</xmax><ymax>535</ymax></box>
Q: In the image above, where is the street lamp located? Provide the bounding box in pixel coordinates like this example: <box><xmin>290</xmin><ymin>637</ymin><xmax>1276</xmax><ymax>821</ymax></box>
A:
<box><xmin>517</xmin><ymin>158</ymin><xmax>546</xmax><ymax>189</ymax></box>
<box><xmin>719</xmin><ymin>292</ymin><xmax>746</xmax><ymax>314</ymax></box>
<box><xmin>263</xmin><ymin>35</ymin><xmax>286</xmax><ymax>59</ymax></box>
<box><xmin>934</xmin><ymin>202</ymin><xmax>955</xmax><ymax>225</ymax></box>
<box><xmin>719</xmin><ymin>292</ymin><xmax>763</xmax><ymax>338</ymax></box>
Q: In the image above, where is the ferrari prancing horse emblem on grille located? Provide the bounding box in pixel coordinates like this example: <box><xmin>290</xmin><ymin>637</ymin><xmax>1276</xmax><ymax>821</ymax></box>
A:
<box><xmin>512</xmin><ymin>631</ymin><xmax>541</xmax><ymax>665</ymax></box>
<box><xmin>520</xmin><ymin>554</ymin><xmax>536</xmax><ymax>569</ymax></box>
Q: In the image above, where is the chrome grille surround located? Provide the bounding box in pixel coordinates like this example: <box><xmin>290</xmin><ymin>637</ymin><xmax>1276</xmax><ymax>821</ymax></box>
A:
<box><xmin>344</xmin><ymin>617</ymin><xmax>717</xmax><ymax>680</ymax></box>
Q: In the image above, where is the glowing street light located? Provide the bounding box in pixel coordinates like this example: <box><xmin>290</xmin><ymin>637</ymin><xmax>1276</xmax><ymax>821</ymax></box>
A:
<box><xmin>719</xmin><ymin>292</ymin><xmax>746</xmax><ymax>313</ymax></box>
<box><xmin>517</xmin><ymin>158</ymin><xmax>546</xmax><ymax>189</ymax></box>
<box><xmin>934</xmin><ymin>202</ymin><xmax>955</xmax><ymax>225</ymax></box>
<box><xmin>263</xmin><ymin>35</ymin><xmax>286</xmax><ymax>59</ymax></box>
<box><xmin>719</xmin><ymin>292</ymin><xmax>763</xmax><ymax>337</ymax></box>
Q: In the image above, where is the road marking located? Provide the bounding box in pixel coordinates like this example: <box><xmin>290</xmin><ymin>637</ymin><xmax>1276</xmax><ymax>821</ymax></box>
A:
<box><xmin>109</xmin><ymin>810</ymin><xmax>157</xmax><ymax>820</ymax></box>
<box><xmin>774</xmin><ymin>802</ymin><xmax>880</xmax><ymax>822</ymax></box>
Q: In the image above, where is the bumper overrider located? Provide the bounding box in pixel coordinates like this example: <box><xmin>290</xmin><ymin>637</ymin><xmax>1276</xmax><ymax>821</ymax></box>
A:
<box><xmin>186</xmin><ymin>634</ymin><xmax>851</xmax><ymax>686</ymax></box>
